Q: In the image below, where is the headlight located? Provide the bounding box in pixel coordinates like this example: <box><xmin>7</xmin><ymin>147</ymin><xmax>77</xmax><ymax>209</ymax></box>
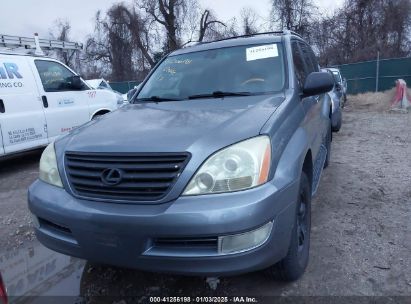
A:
<box><xmin>183</xmin><ymin>136</ymin><xmax>271</xmax><ymax>195</ymax></box>
<box><xmin>39</xmin><ymin>143</ymin><xmax>63</xmax><ymax>188</ymax></box>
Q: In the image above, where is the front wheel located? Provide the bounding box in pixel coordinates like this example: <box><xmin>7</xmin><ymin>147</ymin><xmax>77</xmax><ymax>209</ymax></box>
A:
<box><xmin>266</xmin><ymin>172</ymin><xmax>311</xmax><ymax>281</ymax></box>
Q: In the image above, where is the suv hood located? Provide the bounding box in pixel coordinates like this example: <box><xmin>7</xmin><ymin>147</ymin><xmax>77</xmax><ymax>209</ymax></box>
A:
<box><xmin>62</xmin><ymin>94</ymin><xmax>284</xmax><ymax>154</ymax></box>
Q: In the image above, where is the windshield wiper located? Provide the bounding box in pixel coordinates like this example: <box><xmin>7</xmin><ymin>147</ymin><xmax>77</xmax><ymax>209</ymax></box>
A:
<box><xmin>135</xmin><ymin>96</ymin><xmax>183</xmax><ymax>103</ymax></box>
<box><xmin>188</xmin><ymin>91</ymin><xmax>252</xmax><ymax>100</ymax></box>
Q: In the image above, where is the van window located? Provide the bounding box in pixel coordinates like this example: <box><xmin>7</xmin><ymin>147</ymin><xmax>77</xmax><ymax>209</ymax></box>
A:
<box><xmin>98</xmin><ymin>81</ymin><xmax>110</xmax><ymax>89</ymax></box>
<box><xmin>34</xmin><ymin>60</ymin><xmax>84</xmax><ymax>92</ymax></box>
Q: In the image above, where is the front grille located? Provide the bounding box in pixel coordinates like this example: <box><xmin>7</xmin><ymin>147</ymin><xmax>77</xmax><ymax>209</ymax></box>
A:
<box><xmin>65</xmin><ymin>152</ymin><xmax>190</xmax><ymax>202</ymax></box>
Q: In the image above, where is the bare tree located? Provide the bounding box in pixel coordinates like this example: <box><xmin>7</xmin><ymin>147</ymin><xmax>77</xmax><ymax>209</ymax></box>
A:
<box><xmin>140</xmin><ymin>0</ymin><xmax>188</xmax><ymax>52</ymax></box>
<box><xmin>270</xmin><ymin>0</ymin><xmax>318</xmax><ymax>38</ymax></box>
<box><xmin>198</xmin><ymin>9</ymin><xmax>226</xmax><ymax>42</ymax></box>
<box><xmin>49</xmin><ymin>19</ymin><xmax>79</xmax><ymax>69</ymax></box>
<box><xmin>51</xmin><ymin>0</ymin><xmax>411</xmax><ymax>81</ymax></box>
<box><xmin>84</xmin><ymin>6</ymin><xmax>135</xmax><ymax>81</ymax></box>
<box><xmin>84</xmin><ymin>3</ymin><xmax>159</xmax><ymax>81</ymax></box>
<box><xmin>240</xmin><ymin>7</ymin><xmax>258</xmax><ymax>35</ymax></box>
<box><xmin>312</xmin><ymin>0</ymin><xmax>411</xmax><ymax>65</ymax></box>
<box><xmin>115</xmin><ymin>5</ymin><xmax>156</xmax><ymax>68</ymax></box>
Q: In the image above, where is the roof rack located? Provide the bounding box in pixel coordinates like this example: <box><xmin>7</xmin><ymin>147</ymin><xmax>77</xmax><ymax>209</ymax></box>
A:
<box><xmin>201</xmin><ymin>30</ymin><xmax>303</xmax><ymax>45</ymax></box>
<box><xmin>0</xmin><ymin>33</ymin><xmax>83</xmax><ymax>55</ymax></box>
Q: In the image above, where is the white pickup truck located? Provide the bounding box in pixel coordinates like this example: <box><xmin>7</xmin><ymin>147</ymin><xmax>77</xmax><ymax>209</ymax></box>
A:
<box><xmin>0</xmin><ymin>35</ymin><xmax>119</xmax><ymax>157</ymax></box>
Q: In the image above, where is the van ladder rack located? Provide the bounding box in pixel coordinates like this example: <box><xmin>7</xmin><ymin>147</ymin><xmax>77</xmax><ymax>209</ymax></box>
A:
<box><xmin>0</xmin><ymin>33</ymin><xmax>83</xmax><ymax>55</ymax></box>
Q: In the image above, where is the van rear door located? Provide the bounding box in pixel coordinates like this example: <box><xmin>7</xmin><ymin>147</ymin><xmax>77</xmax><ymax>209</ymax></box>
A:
<box><xmin>0</xmin><ymin>55</ymin><xmax>48</xmax><ymax>154</ymax></box>
<box><xmin>31</xmin><ymin>59</ymin><xmax>90</xmax><ymax>142</ymax></box>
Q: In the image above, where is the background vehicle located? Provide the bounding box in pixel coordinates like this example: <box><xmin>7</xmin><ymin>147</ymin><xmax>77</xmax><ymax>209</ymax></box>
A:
<box><xmin>322</xmin><ymin>68</ymin><xmax>343</xmax><ymax>132</ymax></box>
<box><xmin>29</xmin><ymin>31</ymin><xmax>334</xmax><ymax>282</ymax></box>
<box><xmin>0</xmin><ymin>34</ymin><xmax>118</xmax><ymax>157</ymax></box>
<box><xmin>326</xmin><ymin>67</ymin><xmax>347</xmax><ymax>106</ymax></box>
<box><xmin>86</xmin><ymin>78</ymin><xmax>127</xmax><ymax>104</ymax></box>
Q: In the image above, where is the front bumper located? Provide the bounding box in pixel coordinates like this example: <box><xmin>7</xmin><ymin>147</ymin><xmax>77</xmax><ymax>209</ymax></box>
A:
<box><xmin>28</xmin><ymin>179</ymin><xmax>299</xmax><ymax>276</ymax></box>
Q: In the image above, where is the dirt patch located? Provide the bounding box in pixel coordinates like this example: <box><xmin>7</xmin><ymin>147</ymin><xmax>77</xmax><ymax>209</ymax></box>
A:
<box><xmin>347</xmin><ymin>87</ymin><xmax>411</xmax><ymax>112</ymax></box>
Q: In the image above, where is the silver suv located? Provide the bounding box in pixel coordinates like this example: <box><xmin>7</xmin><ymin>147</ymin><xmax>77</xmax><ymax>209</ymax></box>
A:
<box><xmin>28</xmin><ymin>31</ymin><xmax>334</xmax><ymax>281</ymax></box>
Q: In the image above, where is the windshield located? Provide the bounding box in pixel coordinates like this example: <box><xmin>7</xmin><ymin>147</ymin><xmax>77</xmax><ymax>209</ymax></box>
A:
<box><xmin>137</xmin><ymin>43</ymin><xmax>285</xmax><ymax>101</ymax></box>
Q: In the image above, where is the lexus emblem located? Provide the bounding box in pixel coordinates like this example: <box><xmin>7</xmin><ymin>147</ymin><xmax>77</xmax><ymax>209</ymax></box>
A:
<box><xmin>101</xmin><ymin>168</ymin><xmax>123</xmax><ymax>186</ymax></box>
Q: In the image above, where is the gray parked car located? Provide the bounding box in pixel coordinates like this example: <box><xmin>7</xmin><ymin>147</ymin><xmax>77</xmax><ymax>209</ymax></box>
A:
<box><xmin>326</xmin><ymin>68</ymin><xmax>347</xmax><ymax>106</ymax></box>
<box><xmin>28</xmin><ymin>31</ymin><xmax>334</xmax><ymax>281</ymax></box>
<box><xmin>322</xmin><ymin>68</ymin><xmax>343</xmax><ymax>132</ymax></box>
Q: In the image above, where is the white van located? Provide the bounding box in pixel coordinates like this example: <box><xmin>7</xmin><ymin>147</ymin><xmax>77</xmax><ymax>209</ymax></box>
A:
<box><xmin>0</xmin><ymin>49</ymin><xmax>119</xmax><ymax>157</ymax></box>
<box><xmin>86</xmin><ymin>78</ymin><xmax>128</xmax><ymax>103</ymax></box>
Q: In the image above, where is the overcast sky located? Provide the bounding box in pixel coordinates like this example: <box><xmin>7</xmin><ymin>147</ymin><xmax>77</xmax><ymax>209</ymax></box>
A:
<box><xmin>1</xmin><ymin>0</ymin><xmax>344</xmax><ymax>42</ymax></box>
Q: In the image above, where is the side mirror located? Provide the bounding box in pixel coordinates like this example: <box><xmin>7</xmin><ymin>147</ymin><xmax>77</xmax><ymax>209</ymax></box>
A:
<box><xmin>127</xmin><ymin>88</ymin><xmax>138</xmax><ymax>101</ymax></box>
<box><xmin>335</xmin><ymin>83</ymin><xmax>342</xmax><ymax>91</ymax></box>
<box><xmin>127</xmin><ymin>84</ymin><xmax>141</xmax><ymax>101</ymax></box>
<box><xmin>302</xmin><ymin>72</ymin><xmax>334</xmax><ymax>97</ymax></box>
<box><xmin>68</xmin><ymin>75</ymin><xmax>84</xmax><ymax>90</ymax></box>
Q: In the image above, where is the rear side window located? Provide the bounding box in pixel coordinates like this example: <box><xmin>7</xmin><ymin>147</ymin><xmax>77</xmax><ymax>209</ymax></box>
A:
<box><xmin>34</xmin><ymin>60</ymin><xmax>84</xmax><ymax>92</ymax></box>
<box><xmin>291</xmin><ymin>42</ymin><xmax>306</xmax><ymax>88</ymax></box>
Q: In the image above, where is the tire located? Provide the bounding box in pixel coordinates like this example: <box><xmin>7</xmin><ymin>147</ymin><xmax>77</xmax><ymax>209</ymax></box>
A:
<box><xmin>92</xmin><ymin>113</ymin><xmax>107</xmax><ymax>120</ymax></box>
<box><xmin>331</xmin><ymin>114</ymin><xmax>342</xmax><ymax>133</ymax></box>
<box><xmin>324</xmin><ymin>120</ymin><xmax>332</xmax><ymax>168</ymax></box>
<box><xmin>266</xmin><ymin>172</ymin><xmax>312</xmax><ymax>281</ymax></box>
<box><xmin>92</xmin><ymin>111</ymin><xmax>110</xmax><ymax>120</ymax></box>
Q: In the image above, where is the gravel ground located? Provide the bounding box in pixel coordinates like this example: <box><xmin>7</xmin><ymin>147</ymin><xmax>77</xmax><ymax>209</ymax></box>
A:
<box><xmin>0</xmin><ymin>150</ymin><xmax>41</xmax><ymax>250</ymax></box>
<box><xmin>0</xmin><ymin>97</ymin><xmax>410</xmax><ymax>300</ymax></box>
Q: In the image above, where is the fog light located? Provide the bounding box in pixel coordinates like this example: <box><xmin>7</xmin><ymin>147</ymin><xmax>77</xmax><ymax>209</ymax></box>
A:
<box><xmin>218</xmin><ymin>221</ymin><xmax>273</xmax><ymax>254</ymax></box>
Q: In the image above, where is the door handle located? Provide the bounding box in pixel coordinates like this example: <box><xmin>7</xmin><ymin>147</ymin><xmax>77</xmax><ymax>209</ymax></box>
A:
<box><xmin>42</xmin><ymin>96</ymin><xmax>49</xmax><ymax>108</ymax></box>
<box><xmin>0</xmin><ymin>99</ymin><xmax>4</xmax><ymax>113</ymax></box>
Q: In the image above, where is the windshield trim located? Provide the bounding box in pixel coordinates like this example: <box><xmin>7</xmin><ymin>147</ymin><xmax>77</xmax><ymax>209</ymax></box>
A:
<box><xmin>133</xmin><ymin>41</ymin><xmax>288</xmax><ymax>103</ymax></box>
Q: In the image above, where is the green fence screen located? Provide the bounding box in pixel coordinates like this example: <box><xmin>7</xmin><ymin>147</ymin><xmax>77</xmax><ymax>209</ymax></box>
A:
<box><xmin>110</xmin><ymin>81</ymin><xmax>141</xmax><ymax>94</ymax></box>
<box><xmin>335</xmin><ymin>57</ymin><xmax>411</xmax><ymax>95</ymax></box>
